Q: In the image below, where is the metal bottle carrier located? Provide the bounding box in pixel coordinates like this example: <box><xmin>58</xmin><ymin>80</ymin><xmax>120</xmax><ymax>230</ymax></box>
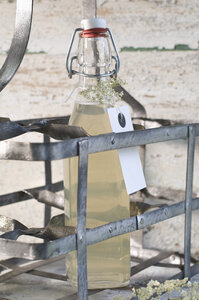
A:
<box><xmin>0</xmin><ymin>1</ymin><xmax>198</xmax><ymax>299</ymax></box>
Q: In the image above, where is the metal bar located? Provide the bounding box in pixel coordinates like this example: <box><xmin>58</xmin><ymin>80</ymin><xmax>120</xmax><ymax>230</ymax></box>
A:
<box><xmin>106</xmin><ymin>28</ymin><xmax>120</xmax><ymax>72</ymax></box>
<box><xmin>0</xmin><ymin>124</ymin><xmax>196</xmax><ymax>161</ymax></box>
<box><xmin>0</xmin><ymin>255</ymin><xmax>65</xmax><ymax>283</ymax></box>
<box><xmin>137</xmin><ymin>196</ymin><xmax>197</xmax><ymax>230</ymax></box>
<box><xmin>0</xmin><ymin>114</ymin><xmax>191</xmax><ymax>142</ymax></box>
<box><xmin>31</xmin><ymin>189</ymin><xmax>64</xmax><ymax>210</ymax></box>
<box><xmin>0</xmin><ymin>258</ymin><xmax>68</xmax><ymax>281</ymax></box>
<box><xmin>170</xmin><ymin>264</ymin><xmax>199</xmax><ymax>280</ymax></box>
<box><xmin>0</xmin><ymin>259</ymin><xmax>68</xmax><ymax>282</ymax></box>
<box><xmin>130</xmin><ymin>251</ymin><xmax>174</xmax><ymax>276</ymax></box>
<box><xmin>0</xmin><ymin>198</ymin><xmax>199</xmax><ymax>261</ymax></box>
<box><xmin>0</xmin><ymin>181</ymin><xmax>63</xmax><ymax>207</ymax></box>
<box><xmin>0</xmin><ymin>121</ymin><xmax>28</xmax><ymax>141</ymax></box>
<box><xmin>43</xmin><ymin>135</ymin><xmax>52</xmax><ymax>226</ymax></box>
<box><xmin>184</xmin><ymin>125</ymin><xmax>195</xmax><ymax>278</ymax></box>
<box><xmin>0</xmin><ymin>0</ymin><xmax>33</xmax><ymax>92</ymax></box>
<box><xmin>0</xmin><ymin>232</ymin><xmax>77</xmax><ymax>260</ymax></box>
<box><xmin>0</xmin><ymin>138</ymin><xmax>79</xmax><ymax>161</ymax></box>
<box><xmin>26</xmin><ymin>269</ymin><xmax>68</xmax><ymax>281</ymax></box>
<box><xmin>66</xmin><ymin>29</ymin><xmax>82</xmax><ymax>77</ymax></box>
<box><xmin>18</xmin><ymin>115</ymin><xmax>70</xmax><ymax>125</ymax></box>
<box><xmin>77</xmin><ymin>140</ymin><xmax>89</xmax><ymax>300</ymax></box>
<box><xmin>154</xmin><ymin>262</ymin><xmax>183</xmax><ymax>270</ymax></box>
<box><xmin>88</xmin><ymin>124</ymin><xmax>190</xmax><ymax>154</ymax></box>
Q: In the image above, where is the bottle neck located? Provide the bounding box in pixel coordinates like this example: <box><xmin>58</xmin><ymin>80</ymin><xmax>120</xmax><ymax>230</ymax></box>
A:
<box><xmin>77</xmin><ymin>32</ymin><xmax>111</xmax><ymax>89</ymax></box>
<box><xmin>78</xmin><ymin>70</ymin><xmax>110</xmax><ymax>89</ymax></box>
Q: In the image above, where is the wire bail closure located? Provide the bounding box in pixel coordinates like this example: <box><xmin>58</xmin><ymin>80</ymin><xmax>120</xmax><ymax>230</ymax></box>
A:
<box><xmin>66</xmin><ymin>27</ymin><xmax>120</xmax><ymax>79</ymax></box>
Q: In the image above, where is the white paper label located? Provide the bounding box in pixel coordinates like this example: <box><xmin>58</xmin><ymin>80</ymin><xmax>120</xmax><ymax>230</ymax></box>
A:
<box><xmin>107</xmin><ymin>105</ymin><xmax>146</xmax><ymax>194</ymax></box>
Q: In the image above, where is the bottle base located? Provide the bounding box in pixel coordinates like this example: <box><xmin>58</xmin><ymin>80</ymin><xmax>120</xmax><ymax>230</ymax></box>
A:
<box><xmin>68</xmin><ymin>278</ymin><xmax>130</xmax><ymax>290</ymax></box>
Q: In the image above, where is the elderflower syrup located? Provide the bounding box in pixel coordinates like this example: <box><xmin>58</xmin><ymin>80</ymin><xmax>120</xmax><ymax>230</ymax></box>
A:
<box><xmin>64</xmin><ymin>18</ymin><xmax>130</xmax><ymax>289</ymax></box>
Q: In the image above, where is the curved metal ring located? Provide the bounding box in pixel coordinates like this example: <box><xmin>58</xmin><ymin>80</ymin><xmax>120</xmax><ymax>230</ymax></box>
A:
<box><xmin>0</xmin><ymin>0</ymin><xmax>33</xmax><ymax>93</ymax></box>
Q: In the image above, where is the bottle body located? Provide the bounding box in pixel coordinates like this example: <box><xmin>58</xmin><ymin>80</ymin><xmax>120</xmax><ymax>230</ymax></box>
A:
<box><xmin>64</xmin><ymin>101</ymin><xmax>130</xmax><ymax>289</ymax></box>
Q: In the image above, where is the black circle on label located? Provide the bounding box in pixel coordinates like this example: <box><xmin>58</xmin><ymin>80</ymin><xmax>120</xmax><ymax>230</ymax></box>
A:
<box><xmin>118</xmin><ymin>113</ymin><xmax>126</xmax><ymax>128</ymax></box>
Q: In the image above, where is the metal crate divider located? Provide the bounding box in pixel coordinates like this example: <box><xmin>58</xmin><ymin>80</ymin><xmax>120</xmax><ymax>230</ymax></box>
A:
<box><xmin>0</xmin><ymin>121</ymin><xmax>198</xmax><ymax>300</ymax></box>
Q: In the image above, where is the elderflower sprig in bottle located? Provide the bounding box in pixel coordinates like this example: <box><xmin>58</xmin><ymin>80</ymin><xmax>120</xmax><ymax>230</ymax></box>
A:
<box><xmin>64</xmin><ymin>18</ymin><xmax>130</xmax><ymax>289</ymax></box>
<box><xmin>79</xmin><ymin>78</ymin><xmax>125</xmax><ymax>106</ymax></box>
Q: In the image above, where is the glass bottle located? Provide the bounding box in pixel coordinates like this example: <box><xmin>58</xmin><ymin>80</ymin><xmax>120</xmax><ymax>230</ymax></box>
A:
<box><xmin>64</xmin><ymin>18</ymin><xmax>130</xmax><ymax>289</ymax></box>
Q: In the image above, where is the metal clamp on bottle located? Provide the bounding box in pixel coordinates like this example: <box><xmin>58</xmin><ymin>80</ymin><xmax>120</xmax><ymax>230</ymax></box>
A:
<box><xmin>66</xmin><ymin>27</ymin><xmax>120</xmax><ymax>79</ymax></box>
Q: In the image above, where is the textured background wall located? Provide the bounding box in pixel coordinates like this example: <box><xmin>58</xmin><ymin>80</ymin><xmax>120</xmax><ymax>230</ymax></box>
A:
<box><xmin>0</xmin><ymin>0</ymin><xmax>199</xmax><ymax>254</ymax></box>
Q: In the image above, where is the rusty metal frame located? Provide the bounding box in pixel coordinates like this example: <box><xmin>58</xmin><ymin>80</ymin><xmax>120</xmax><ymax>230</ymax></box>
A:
<box><xmin>0</xmin><ymin>121</ymin><xmax>198</xmax><ymax>300</ymax></box>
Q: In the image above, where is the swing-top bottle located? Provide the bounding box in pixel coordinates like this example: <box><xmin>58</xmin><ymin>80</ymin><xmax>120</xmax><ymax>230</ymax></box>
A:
<box><xmin>64</xmin><ymin>18</ymin><xmax>130</xmax><ymax>289</ymax></box>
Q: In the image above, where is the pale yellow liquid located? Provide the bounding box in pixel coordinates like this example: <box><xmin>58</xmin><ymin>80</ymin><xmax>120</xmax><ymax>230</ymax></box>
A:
<box><xmin>63</xmin><ymin>103</ymin><xmax>130</xmax><ymax>289</ymax></box>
